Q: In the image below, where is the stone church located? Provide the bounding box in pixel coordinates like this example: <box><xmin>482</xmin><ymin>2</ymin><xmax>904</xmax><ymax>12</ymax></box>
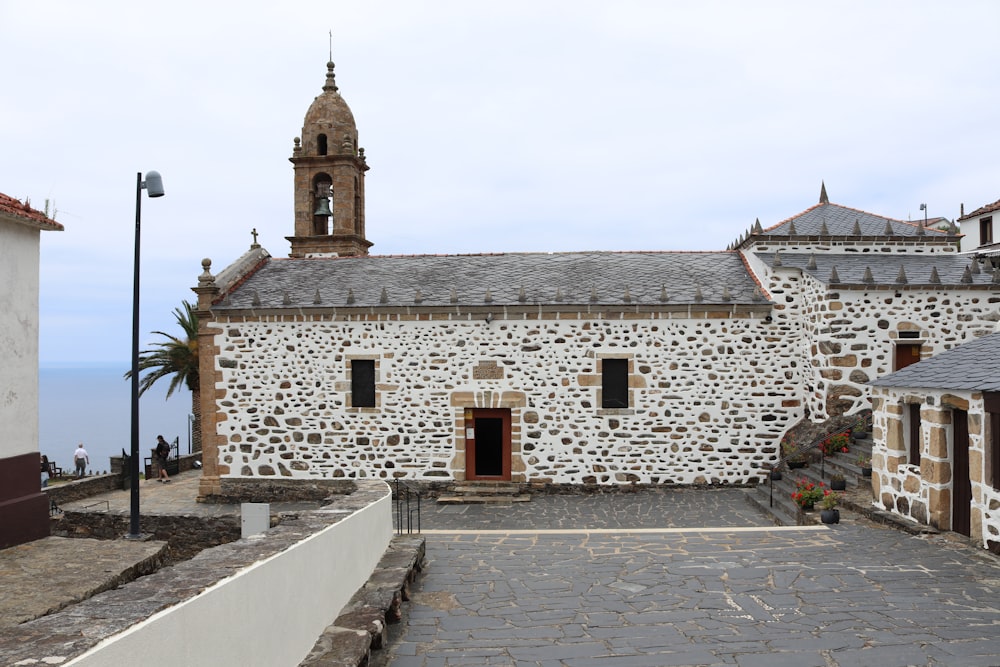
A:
<box><xmin>192</xmin><ymin>61</ymin><xmax>1000</xmax><ymax>500</ymax></box>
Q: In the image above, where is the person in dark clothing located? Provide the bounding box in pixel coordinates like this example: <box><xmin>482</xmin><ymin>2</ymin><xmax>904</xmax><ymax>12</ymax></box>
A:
<box><xmin>154</xmin><ymin>435</ymin><xmax>171</xmax><ymax>483</ymax></box>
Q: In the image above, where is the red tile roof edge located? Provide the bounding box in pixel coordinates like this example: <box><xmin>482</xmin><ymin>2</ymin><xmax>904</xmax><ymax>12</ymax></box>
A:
<box><xmin>0</xmin><ymin>192</ymin><xmax>64</xmax><ymax>231</ymax></box>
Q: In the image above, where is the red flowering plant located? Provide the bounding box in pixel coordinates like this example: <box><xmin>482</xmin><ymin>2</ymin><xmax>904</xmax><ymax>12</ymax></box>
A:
<box><xmin>791</xmin><ymin>478</ymin><xmax>825</xmax><ymax>508</ymax></box>
<box><xmin>819</xmin><ymin>432</ymin><xmax>850</xmax><ymax>457</ymax></box>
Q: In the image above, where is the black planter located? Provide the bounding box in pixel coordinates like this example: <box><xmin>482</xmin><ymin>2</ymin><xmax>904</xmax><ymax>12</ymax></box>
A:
<box><xmin>788</xmin><ymin>460</ymin><xmax>807</xmax><ymax>470</ymax></box>
<box><xmin>830</xmin><ymin>479</ymin><xmax>846</xmax><ymax>491</ymax></box>
<box><xmin>861</xmin><ymin>466</ymin><xmax>872</xmax><ymax>478</ymax></box>
<box><xmin>821</xmin><ymin>509</ymin><xmax>840</xmax><ymax>524</ymax></box>
<box><xmin>770</xmin><ymin>469</ymin><xmax>783</xmax><ymax>481</ymax></box>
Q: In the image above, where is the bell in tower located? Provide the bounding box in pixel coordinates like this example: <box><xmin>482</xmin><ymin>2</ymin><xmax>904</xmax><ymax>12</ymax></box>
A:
<box><xmin>287</xmin><ymin>60</ymin><xmax>372</xmax><ymax>258</ymax></box>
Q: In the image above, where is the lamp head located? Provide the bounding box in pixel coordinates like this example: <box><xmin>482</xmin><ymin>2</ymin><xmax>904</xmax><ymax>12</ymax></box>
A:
<box><xmin>144</xmin><ymin>171</ymin><xmax>165</xmax><ymax>198</ymax></box>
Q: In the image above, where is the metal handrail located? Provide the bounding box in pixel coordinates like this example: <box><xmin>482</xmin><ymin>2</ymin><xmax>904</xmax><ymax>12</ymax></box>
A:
<box><xmin>393</xmin><ymin>479</ymin><xmax>422</xmax><ymax>535</ymax></box>
<box><xmin>768</xmin><ymin>410</ymin><xmax>873</xmax><ymax>508</ymax></box>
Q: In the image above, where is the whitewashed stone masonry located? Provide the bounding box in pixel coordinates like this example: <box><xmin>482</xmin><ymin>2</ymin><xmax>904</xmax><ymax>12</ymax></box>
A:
<box><xmin>211</xmin><ymin>315</ymin><xmax>803</xmax><ymax>485</ymax></box>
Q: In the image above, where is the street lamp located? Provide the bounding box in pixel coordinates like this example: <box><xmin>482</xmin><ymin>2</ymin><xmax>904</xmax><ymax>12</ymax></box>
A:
<box><xmin>127</xmin><ymin>171</ymin><xmax>164</xmax><ymax>539</ymax></box>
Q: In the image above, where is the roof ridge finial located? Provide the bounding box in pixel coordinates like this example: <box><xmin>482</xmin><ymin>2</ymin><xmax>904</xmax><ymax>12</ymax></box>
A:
<box><xmin>323</xmin><ymin>60</ymin><xmax>338</xmax><ymax>93</ymax></box>
<box><xmin>928</xmin><ymin>266</ymin><xmax>941</xmax><ymax>284</ymax></box>
<box><xmin>819</xmin><ymin>181</ymin><xmax>829</xmax><ymax>204</ymax></box>
<box><xmin>806</xmin><ymin>253</ymin><xmax>817</xmax><ymax>270</ymax></box>
<box><xmin>752</xmin><ymin>218</ymin><xmax>763</xmax><ymax>234</ymax></box>
<box><xmin>829</xmin><ymin>266</ymin><xmax>841</xmax><ymax>283</ymax></box>
<box><xmin>862</xmin><ymin>266</ymin><xmax>875</xmax><ymax>285</ymax></box>
<box><xmin>895</xmin><ymin>266</ymin><xmax>908</xmax><ymax>284</ymax></box>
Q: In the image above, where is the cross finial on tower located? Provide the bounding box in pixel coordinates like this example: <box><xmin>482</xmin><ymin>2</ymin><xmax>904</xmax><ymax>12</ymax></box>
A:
<box><xmin>251</xmin><ymin>227</ymin><xmax>259</xmax><ymax>247</ymax></box>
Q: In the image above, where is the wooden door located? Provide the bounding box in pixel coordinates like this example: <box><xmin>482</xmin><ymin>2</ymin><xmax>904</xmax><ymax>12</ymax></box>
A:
<box><xmin>466</xmin><ymin>408</ymin><xmax>511</xmax><ymax>481</ymax></box>
<box><xmin>894</xmin><ymin>343</ymin><xmax>922</xmax><ymax>371</ymax></box>
<box><xmin>953</xmin><ymin>409</ymin><xmax>971</xmax><ymax>536</ymax></box>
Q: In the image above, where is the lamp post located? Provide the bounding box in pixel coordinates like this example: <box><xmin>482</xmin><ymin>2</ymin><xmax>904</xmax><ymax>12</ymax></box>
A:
<box><xmin>127</xmin><ymin>171</ymin><xmax>164</xmax><ymax>539</ymax></box>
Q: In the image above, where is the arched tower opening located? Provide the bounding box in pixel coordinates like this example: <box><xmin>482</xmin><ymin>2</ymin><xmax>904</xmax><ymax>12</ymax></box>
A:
<box><xmin>287</xmin><ymin>60</ymin><xmax>372</xmax><ymax>258</ymax></box>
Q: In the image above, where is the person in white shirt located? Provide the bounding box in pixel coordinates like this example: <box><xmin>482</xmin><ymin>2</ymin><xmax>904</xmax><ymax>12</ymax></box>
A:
<box><xmin>73</xmin><ymin>444</ymin><xmax>89</xmax><ymax>478</ymax></box>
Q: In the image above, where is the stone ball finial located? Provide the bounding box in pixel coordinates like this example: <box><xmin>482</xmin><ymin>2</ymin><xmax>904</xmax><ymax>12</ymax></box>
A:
<box><xmin>198</xmin><ymin>258</ymin><xmax>214</xmax><ymax>286</ymax></box>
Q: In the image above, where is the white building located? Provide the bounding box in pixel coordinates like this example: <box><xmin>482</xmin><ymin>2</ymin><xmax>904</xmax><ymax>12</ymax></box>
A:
<box><xmin>192</xmin><ymin>63</ymin><xmax>1000</xmax><ymax>501</ymax></box>
<box><xmin>0</xmin><ymin>192</ymin><xmax>63</xmax><ymax>548</ymax></box>
<box><xmin>870</xmin><ymin>331</ymin><xmax>1000</xmax><ymax>551</ymax></box>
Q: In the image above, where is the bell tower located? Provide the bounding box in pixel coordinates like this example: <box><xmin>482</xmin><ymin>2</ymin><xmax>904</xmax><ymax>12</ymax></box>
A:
<box><xmin>287</xmin><ymin>60</ymin><xmax>372</xmax><ymax>258</ymax></box>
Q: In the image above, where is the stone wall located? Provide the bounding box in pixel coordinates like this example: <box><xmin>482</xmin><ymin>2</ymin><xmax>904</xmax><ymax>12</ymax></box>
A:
<box><xmin>45</xmin><ymin>452</ymin><xmax>202</xmax><ymax>506</ymax></box>
<box><xmin>209</xmin><ymin>314</ymin><xmax>803</xmax><ymax>485</ymax></box>
<box><xmin>53</xmin><ymin>511</ymin><xmax>242</xmax><ymax>563</ymax></box>
<box><xmin>745</xmin><ymin>247</ymin><xmax>1000</xmax><ymax>419</ymax></box>
<box><xmin>872</xmin><ymin>389</ymin><xmax>1000</xmax><ymax>550</ymax></box>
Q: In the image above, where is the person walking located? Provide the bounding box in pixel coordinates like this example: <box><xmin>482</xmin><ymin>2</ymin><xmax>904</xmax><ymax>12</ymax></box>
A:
<box><xmin>155</xmin><ymin>435</ymin><xmax>171</xmax><ymax>483</ymax></box>
<box><xmin>41</xmin><ymin>454</ymin><xmax>50</xmax><ymax>488</ymax></box>
<box><xmin>73</xmin><ymin>444</ymin><xmax>89</xmax><ymax>478</ymax></box>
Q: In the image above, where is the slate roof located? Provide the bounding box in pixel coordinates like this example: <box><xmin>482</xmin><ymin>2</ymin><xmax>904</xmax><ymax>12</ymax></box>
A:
<box><xmin>869</xmin><ymin>332</ymin><xmax>1000</xmax><ymax>391</ymax></box>
<box><xmin>215</xmin><ymin>251</ymin><xmax>767</xmax><ymax>310</ymax></box>
<box><xmin>761</xmin><ymin>202</ymin><xmax>953</xmax><ymax>239</ymax></box>
<box><xmin>756</xmin><ymin>253</ymin><xmax>999</xmax><ymax>287</ymax></box>
<box><xmin>0</xmin><ymin>193</ymin><xmax>63</xmax><ymax>231</ymax></box>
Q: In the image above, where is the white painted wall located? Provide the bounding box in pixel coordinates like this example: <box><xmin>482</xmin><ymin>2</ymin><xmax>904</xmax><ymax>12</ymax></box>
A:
<box><xmin>66</xmin><ymin>485</ymin><xmax>393</xmax><ymax>667</ymax></box>
<box><xmin>0</xmin><ymin>220</ymin><xmax>41</xmax><ymax>459</ymax></box>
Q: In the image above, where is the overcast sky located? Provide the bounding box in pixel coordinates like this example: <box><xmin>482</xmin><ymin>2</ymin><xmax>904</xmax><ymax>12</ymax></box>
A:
<box><xmin>3</xmin><ymin>1</ymin><xmax>998</xmax><ymax>365</ymax></box>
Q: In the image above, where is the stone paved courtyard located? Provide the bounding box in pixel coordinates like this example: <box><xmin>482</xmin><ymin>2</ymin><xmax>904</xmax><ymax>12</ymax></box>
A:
<box><xmin>379</xmin><ymin>489</ymin><xmax>1000</xmax><ymax>667</ymax></box>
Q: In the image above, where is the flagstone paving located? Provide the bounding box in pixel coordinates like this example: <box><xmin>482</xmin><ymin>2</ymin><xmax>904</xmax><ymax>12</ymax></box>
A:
<box><xmin>379</xmin><ymin>489</ymin><xmax>1000</xmax><ymax>667</ymax></box>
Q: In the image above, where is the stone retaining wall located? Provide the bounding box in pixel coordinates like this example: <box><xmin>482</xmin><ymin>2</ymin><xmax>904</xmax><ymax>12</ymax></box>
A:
<box><xmin>45</xmin><ymin>452</ymin><xmax>202</xmax><ymax>506</ymax></box>
<box><xmin>52</xmin><ymin>511</ymin><xmax>243</xmax><ymax>563</ymax></box>
<box><xmin>0</xmin><ymin>481</ymin><xmax>393</xmax><ymax>667</ymax></box>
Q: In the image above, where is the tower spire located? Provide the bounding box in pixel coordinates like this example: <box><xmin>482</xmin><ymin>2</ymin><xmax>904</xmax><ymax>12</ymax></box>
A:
<box><xmin>819</xmin><ymin>181</ymin><xmax>829</xmax><ymax>204</ymax></box>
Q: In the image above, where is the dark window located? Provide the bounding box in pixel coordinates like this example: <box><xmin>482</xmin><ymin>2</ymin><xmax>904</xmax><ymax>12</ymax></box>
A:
<box><xmin>317</xmin><ymin>133</ymin><xmax>328</xmax><ymax>156</ymax></box>
<box><xmin>987</xmin><ymin>393</ymin><xmax>1000</xmax><ymax>491</ymax></box>
<box><xmin>981</xmin><ymin>217</ymin><xmax>993</xmax><ymax>245</ymax></box>
<box><xmin>351</xmin><ymin>360</ymin><xmax>375</xmax><ymax>408</ymax></box>
<box><xmin>908</xmin><ymin>403</ymin><xmax>922</xmax><ymax>466</ymax></box>
<box><xmin>601</xmin><ymin>359</ymin><xmax>629</xmax><ymax>408</ymax></box>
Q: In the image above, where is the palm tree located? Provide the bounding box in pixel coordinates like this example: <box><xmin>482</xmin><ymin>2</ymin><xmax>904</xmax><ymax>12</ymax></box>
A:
<box><xmin>125</xmin><ymin>300</ymin><xmax>201</xmax><ymax>451</ymax></box>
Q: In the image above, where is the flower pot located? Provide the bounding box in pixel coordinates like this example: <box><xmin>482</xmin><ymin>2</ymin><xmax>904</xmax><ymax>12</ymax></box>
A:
<box><xmin>821</xmin><ymin>509</ymin><xmax>840</xmax><ymax>524</ymax></box>
<box><xmin>800</xmin><ymin>501</ymin><xmax>814</xmax><ymax>511</ymax></box>
<box><xmin>861</xmin><ymin>466</ymin><xmax>872</xmax><ymax>478</ymax></box>
<box><xmin>830</xmin><ymin>479</ymin><xmax>846</xmax><ymax>491</ymax></box>
<box><xmin>788</xmin><ymin>460</ymin><xmax>806</xmax><ymax>470</ymax></box>
<box><xmin>770</xmin><ymin>469</ymin><xmax>783</xmax><ymax>481</ymax></box>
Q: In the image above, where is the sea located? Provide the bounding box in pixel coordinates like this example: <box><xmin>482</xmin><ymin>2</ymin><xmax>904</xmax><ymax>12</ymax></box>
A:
<box><xmin>39</xmin><ymin>364</ymin><xmax>193</xmax><ymax>474</ymax></box>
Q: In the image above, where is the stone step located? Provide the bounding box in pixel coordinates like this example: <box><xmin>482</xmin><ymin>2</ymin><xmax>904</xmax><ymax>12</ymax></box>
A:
<box><xmin>436</xmin><ymin>494</ymin><xmax>532</xmax><ymax>505</ymax></box>
<box><xmin>449</xmin><ymin>484</ymin><xmax>523</xmax><ymax>495</ymax></box>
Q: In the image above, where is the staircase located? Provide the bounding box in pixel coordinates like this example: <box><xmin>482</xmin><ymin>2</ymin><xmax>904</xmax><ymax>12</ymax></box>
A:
<box><xmin>746</xmin><ymin>428</ymin><xmax>874</xmax><ymax>526</ymax></box>
<box><xmin>436</xmin><ymin>482</ymin><xmax>530</xmax><ymax>504</ymax></box>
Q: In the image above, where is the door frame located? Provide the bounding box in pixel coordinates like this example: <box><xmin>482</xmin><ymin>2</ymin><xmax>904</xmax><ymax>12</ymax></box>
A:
<box><xmin>465</xmin><ymin>408</ymin><xmax>512</xmax><ymax>481</ymax></box>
